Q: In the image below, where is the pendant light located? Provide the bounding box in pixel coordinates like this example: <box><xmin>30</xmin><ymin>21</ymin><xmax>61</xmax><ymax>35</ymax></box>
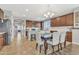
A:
<box><xmin>44</xmin><ymin>4</ymin><xmax>55</xmax><ymax>18</ymax></box>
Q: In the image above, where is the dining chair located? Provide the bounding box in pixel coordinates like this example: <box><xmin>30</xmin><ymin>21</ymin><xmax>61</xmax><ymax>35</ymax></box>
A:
<box><xmin>42</xmin><ymin>33</ymin><xmax>52</xmax><ymax>54</ymax></box>
<box><xmin>47</xmin><ymin>32</ymin><xmax>60</xmax><ymax>53</ymax></box>
<box><xmin>59</xmin><ymin>32</ymin><xmax>67</xmax><ymax>50</ymax></box>
<box><xmin>35</xmin><ymin>31</ymin><xmax>44</xmax><ymax>53</ymax></box>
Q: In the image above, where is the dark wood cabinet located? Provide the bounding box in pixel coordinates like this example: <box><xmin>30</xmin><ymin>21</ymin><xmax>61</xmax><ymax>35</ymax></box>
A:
<box><xmin>51</xmin><ymin>13</ymin><xmax>73</xmax><ymax>27</ymax></box>
<box><xmin>59</xmin><ymin>16</ymin><xmax>66</xmax><ymax>26</ymax></box>
<box><xmin>35</xmin><ymin>22</ymin><xmax>41</xmax><ymax>28</ymax></box>
<box><xmin>66</xmin><ymin>13</ymin><xmax>73</xmax><ymax>26</ymax></box>
<box><xmin>66</xmin><ymin>32</ymin><xmax>72</xmax><ymax>42</ymax></box>
<box><xmin>0</xmin><ymin>37</ymin><xmax>4</xmax><ymax>46</ymax></box>
<box><xmin>26</xmin><ymin>20</ymin><xmax>42</xmax><ymax>29</ymax></box>
<box><xmin>26</xmin><ymin>20</ymin><xmax>32</xmax><ymax>27</ymax></box>
<box><xmin>0</xmin><ymin>34</ymin><xmax>5</xmax><ymax>49</ymax></box>
<box><xmin>51</xmin><ymin>18</ymin><xmax>60</xmax><ymax>26</ymax></box>
<box><xmin>55</xmin><ymin>18</ymin><xmax>60</xmax><ymax>26</ymax></box>
<box><xmin>51</xmin><ymin>18</ymin><xmax>55</xmax><ymax>26</ymax></box>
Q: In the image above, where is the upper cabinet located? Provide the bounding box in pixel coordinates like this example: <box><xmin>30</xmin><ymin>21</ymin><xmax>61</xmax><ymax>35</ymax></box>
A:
<box><xmin>51</xmin><ymin>13</ymin><xmax>74</xmax><ymax>27</ymax></box>
<box><xmin>59</xmin><ymin>15</ymin><xmax>66</xmax><ymax>26</ymax></box>
<box><xmin>66</xmin><ymin>13</ymin><xmax>73</xmax><ymax>26</ymax></box>
<box><xmin>51</xmin><ymin>18</ymin><xmax>60</xmax><ymax>26</ymax></box>
<box><xmin>35</xmin><ymin>22</ymin><xmax>42</xmax><ymax>28</ymax></box>
<box><xmin>0</xmin><ymin>8</ymin><xmax>4</xmax><ymax>19</ymax></box>
<box><xmin>26</xmin><ymin>20</ymin><xmax>32</xmax><ymax>27</ymax></box>
<box><xmin>26</xmin><ymin>20</ymin><xmax>42</xmax><ymax>29</ymax></box>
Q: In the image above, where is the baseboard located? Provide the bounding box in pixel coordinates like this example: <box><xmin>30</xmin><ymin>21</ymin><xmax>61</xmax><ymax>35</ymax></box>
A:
<box><xmin>72</xmin><ymin>42</ymin><xmax>79</xmax><ymax>45</ymax></box>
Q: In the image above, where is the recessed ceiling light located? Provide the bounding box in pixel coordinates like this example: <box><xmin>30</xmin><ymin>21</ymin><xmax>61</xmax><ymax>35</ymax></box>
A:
<box><xmin>26</xmin><ymin>9</ymin><xmax>29</xmax><ymax>12</ymax></box>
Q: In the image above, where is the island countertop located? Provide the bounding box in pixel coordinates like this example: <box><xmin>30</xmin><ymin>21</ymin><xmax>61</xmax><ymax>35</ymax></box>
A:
<box><xmin>0</xmin><ymin>32</ymin><xmax>6</xmax><ymax>34</ymax></box>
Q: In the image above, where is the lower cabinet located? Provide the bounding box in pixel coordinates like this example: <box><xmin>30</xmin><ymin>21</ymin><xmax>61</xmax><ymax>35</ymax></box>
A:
<box><xmin>0</xmin><ymin>34</ymin><xmax>5</xmax><ymax>49</ymax></box>
<box><xmin>0</xmin><ymin>37</ymin><xmax>4</xmax><ymax>46</ymax></box>
<box><xmin>66</xmin><ymin>32</ymin><xmax>72</xmax><ymax>42</ymax></box>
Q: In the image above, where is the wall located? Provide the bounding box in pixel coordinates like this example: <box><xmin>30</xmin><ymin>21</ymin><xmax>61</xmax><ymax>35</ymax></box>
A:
<box><xmin>72</xmin><ymin>29</ymin><xmax>79</xmax><ymax>45</ymax></box>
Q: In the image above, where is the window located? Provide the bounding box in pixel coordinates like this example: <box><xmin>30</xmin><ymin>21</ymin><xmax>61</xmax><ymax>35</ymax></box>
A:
<box><xmin>43</xmin><ymin>20</ymin><xmax>51</xmax><ymax>30</ymax></box>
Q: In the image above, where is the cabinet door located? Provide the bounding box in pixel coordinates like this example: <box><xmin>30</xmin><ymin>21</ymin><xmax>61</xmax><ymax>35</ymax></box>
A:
<box><xmin>55</xmin><ymin>18</ymin><xmax>60</xmax><ymax>26</ymax></box>
<box><xmin>66</xmin><ymin>13</ymin><xmax>73</xmax><ymax>26</ymax></box>
<box><xmin>51</xmin><ymin>13</ymin><xmax>73</xmax><ymax>27</ymax></box>
<box><xmin>0</xmin><ymin>37</ymin><xmax>4</xmax><ymax>46</ymax></box>
<box><xmin>51</xmin><ymin>18</ymin><xmax>60</xmax><ymax>27</ymax></box>
<box><xmin>66</xmin><ymin>32</ymin><xmax>72</xmax><ymax>42</ymax></box>
<box><xmin>26</xmin><ymin>21</ymin><xmax>32</xmax><ymax>27</ymax></box>
<box><xmin>35</xmin><ymin>22</ymin><xmax>41</xmax><ymax>28</ymax></box>
<box><xmin>59</xmin><ymin>16</ymin><xmax>66</xmax><ymax>26</ymax></box>
<box><xmin>51</xmin><ymin>16</ymin><xmax>66</xmax><ymax>26</ymax></box>
<box><xmin>51</xmin><ymin>18</ymin><xmax>56</xmax><ymax>26</ymax></box>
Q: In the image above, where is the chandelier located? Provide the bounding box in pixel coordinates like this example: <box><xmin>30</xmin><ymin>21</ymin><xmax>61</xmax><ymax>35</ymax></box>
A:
<box><xmin>43</xmin><ymin>5</ymin><xmax>55</xmax><ymax>18</ymax></box>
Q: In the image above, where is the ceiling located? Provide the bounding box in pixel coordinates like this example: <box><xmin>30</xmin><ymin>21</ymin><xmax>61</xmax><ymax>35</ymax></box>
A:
<box><xmin>0</xmin><ymin>4</ymin><xmax>79</xmax><ymax>21</ymax></box>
